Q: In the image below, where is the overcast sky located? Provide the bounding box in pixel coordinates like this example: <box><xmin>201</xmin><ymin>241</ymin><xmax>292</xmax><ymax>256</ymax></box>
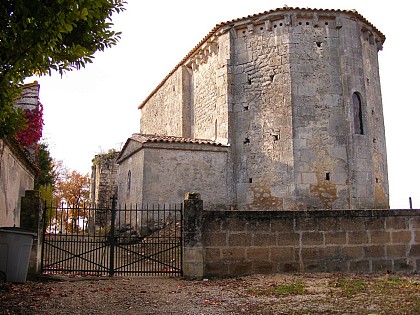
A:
<box><xmin>27</xmin><ymin>0</ymin><xmax>420</xmax><ymax>209</ymax></box>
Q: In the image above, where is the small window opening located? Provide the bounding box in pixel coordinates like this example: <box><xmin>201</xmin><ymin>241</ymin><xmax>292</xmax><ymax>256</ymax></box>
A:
<box><xmin>279</xmin><ymin>23</ymin><xmax>283</xmax><ymax>26</ymax></box>
<box><xmin>243</xmin><ymin>30</ymin><xmax>246</xmax><ymax>34</ymax></box>
<box><xmin>306</xmin><ymin>22</ymin><xmax>310</xmax><ymax>25</ymax></box>
<box><xmin>248</xmin><ymin>78</ymin><xmax>252</xmax><ymax>85</ymax></box>
<box><xmin>325</xmin><ymin>22</ymin><xmax>329</xmax><ymax>25</ymax></box>
<box><xmin>376</xmin><ymin>178</ymin><xmax>380</xmax><ymax>183</ymax></box>
<box><xmin>274</xmin><ymin>24</ymin><xmax>277</xmax><ymax>28</ymax></box>
<box><xmin>373</xmin><ymin>138</ymin><xmax>377</xmax><ymax>143</ymax></box>
<box><xmin>249</xmin><ymin>178</ymin><xmax>253</xmax><ymax>183</ymax></box>
<box><xmin>272</xmin><ymin>134</ymin><xmax>279</xmax><ymax>141</ymax></box>
<box><xmin>325</xmin><ymin>172</ymin><xmax>330</xmax><ymax>181</ymax></box>
<box><xmin>244</xmin><ymin>137</ymin><xmax>250</xmax><ymax>144</ymax></box>
<box><xmin>269</xmin><ymin>74</ymin><xmax>275</xmax><ymax>82</ymax></box>
<box><xmin>316</xmin><ymin>41</ymin><xmax>322</xmax><ymax>48</ymax></box>
<box><xmin>243</xmin><ymin>106</ymin><xmax>249</xmax><ymax>111</ymax></box>
<box><xmin>127</xmin><ymin>170</ymin><xmax>131</xmax><ymax>193</ymax></box>
<box><xmin>260</xmin><ymin>26</ymin><xmax>264</xmax><ymax>31</ymax></box>
<box><xmin>299</xmin><ymin>22</ymin><xmax>302</xmax><ymax>25</ymax></box>
<box><xmin>352</xmin><ymin>92</ymin><xmax>364</xmax><ymax>135</ymax></box>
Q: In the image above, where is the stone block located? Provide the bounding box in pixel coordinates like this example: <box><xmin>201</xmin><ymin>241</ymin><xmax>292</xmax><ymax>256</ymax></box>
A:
<box><xmin>184</xmin><ymin>246</ymin><xmax>204</xmax><ymax>262</ymax></box>
<box><xmin>408</xmin><ymin>244</ymin><xmax>420</xmax><ymax>257</ymax></box>
<box><xmin>324</xmin><ymin>231</ymin><xmax>346</xmax><ymax>245</ymax></box>
<box><xmin>230</xmin><ymin>262</ymin><xmax>253</xmax><ymax>276</ymax></box>
<box><xmin>271</xmin><ymin>247</ymin><xmax>295</xmax><ymax>261</ymax></box>
<box><xmin>347</xmin><ymin>231</ymin><xmax>369</xmax><ymax>245</ymax></box>
<box><xmin>349</xmin><ymin>260</ymin><xmax>370</xmax><ymax>272</ymax></box>
<box><xmin>386</xmin><ymin>244</ymin><xmax>408</xmax><ymax>258</ymax></box>
<box><xmin>228</xmin><ymin>233</ymin><xmax>252</xmax><ymax>246</ymax></box>
<box><xmin>393</xmin><ymin>259</ymin><xmax>414</xmax><ymax>272</ymax></box>
<box><xmin>341</xmin><ymin>217</ymin><xmax>366</xmax><ymax>231</ymax></box>
<box><xmin>365</xmin><ymin>217</ymin><xmax>385</xmax><ymax>230</ymax></box>
<box><xmin>391</xmin><ymin>231</ymin><xmax>412</xmax><ymax>244</ymax></box>
<box><xmin>183</xmin><ymin>262</ymin><xmax>204</xmax><ymax>279</ymax></box>
<box><xmin>371</xmin><ymin>259</ymin><xmax>393</xmax><ymax>272</ymax></box>
<box><xmin>299</xmin><ymin>247</ymin><xmax>318</xmax><ymax>260</ymax></box>
<box><xmin>342</xmin><ymin>246</ymin><xmax>363</xmax><ymax>259</ymax></box>
<box><xmin>325</xmin><ymin>260</ymin><xmax>348</xmax><ymax>272</ymax></box>
<box><xmin>301</xmin><ymin>232</ymin><xmax>324</xmax><ymax>246</ymax></box>
<box><xmin>318</xmin><ymin>217</ymin><xmax>340</xmax><ymax>231</ymax></box>
<box><xmin>221</xmin><ymin>248</ymin><xmax>246</xmax><ymax>261</ymax></box>
<box><xmin>319</xmin><ymin>246</ymin><xmax>341</xmax><ymax>259</ymax></box>
<box><xmin>304</xmin><ymin>262</ymin><xmax>325</xmax><ymax>272</ymax></box>
<box><xmin>296</xmin><ymin>217</ymin><xmax>318</xmax><ymax>231</ymax></box>
<box><xmin>247</xmin><ymin>220</ymin><xmax>271</xmax><ymax>232</ymax></box>
<box><xmin>205</xmin><ymin>248</ymin><xmax>221</xmax><ymax>261</ymax></box>
<box><xmin>411</xmin><ymin>217</ymin><xmax>420</xmax><ymax>229</ymax></box>
<box><xmin>203</xmin><ymin>232</ymin><xmax>227</xmax><ymax>246</ymax></box>
<box><xmin>247</xmin><ymin>247</ymin><xmax>270</xmax><ymax>261</ymax></box>
<box><xmin>271</xmin><ymin>219</ymin><xmax>295</xmax><ymax>233</ymax></box>
<box><xmin>385</xmin><ymin>217</ymin><xmax>408</xmax><ymax>230</ymax></box>
<box><xmin>253</xmin><ymin>233</ymin><xmax>277</xmax><ymax>246</ymax></box>
<box><xmin>301</xmin><ymin>172</ymin><xmax>317</xmax><ymax>184</ymax></box>
<box><xmin>277</xmin><ymin>232</ymin><xmax>300</xmax><ymax>246</ymax></box>
<box><xmin>278</xmin><ymin>262</ymin><xmax>299</xmax><ymax>273</ymax></box>
<box><xmin>253</xmin><ymin>261</ymin><xmax>276</xmax><ymax>274</ymax></box>
<box><xmin>369</xmin><ymin>231</ymin><xmax>390</xmax><ymax>244</ymax></box>
<box><xmin>205</xmin><ymin>262</ymin><xmax>229</xmax><ymax>277</ymax></box>
<box><xmin>363</xmin><ymin>245</ymin><xmax>385</xmax><ymax>258</ymax></box>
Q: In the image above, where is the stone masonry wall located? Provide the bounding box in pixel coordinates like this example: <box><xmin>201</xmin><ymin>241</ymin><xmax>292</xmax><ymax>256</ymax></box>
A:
<box><xmin>232</xmin><ymin>22</ymin><xmax>294</xmax><ymax>211</ymax></box>
<box><xmin>191</xmin><ymin>33</ymin><xmax>230</xmax><ymax>144</ymax></box>
<box><xmin>202</xmin><ymin>210</ymin><xmax>420</xmax><ymax>277</ymax></box>
<box><xmin>140</xmin><ymin>68</ymin><xmax>184</xmax><ymax>136</ymax></box>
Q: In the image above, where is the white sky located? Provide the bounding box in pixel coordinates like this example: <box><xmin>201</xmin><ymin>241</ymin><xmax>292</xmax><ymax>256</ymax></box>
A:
<box><xmin>27</xmin><ymin>0</ymin><xmax>420</xmax><ymax>209</ymax></box>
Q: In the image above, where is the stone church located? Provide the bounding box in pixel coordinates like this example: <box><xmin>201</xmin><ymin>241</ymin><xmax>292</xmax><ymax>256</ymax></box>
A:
<box><xmin>114</xmin><ymin>7</ymin><xmax>389</xmax><ymax>210</ymax></box>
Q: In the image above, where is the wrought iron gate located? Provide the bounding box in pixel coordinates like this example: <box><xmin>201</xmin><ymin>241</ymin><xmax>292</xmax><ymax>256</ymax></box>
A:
<box><xmin>41</xmin><ymin>197</ymin><xmax>183</xmax><ymax>277</ymax></box>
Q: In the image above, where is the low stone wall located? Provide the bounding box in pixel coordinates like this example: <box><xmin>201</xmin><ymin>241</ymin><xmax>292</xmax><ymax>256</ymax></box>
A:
<box><xmin>199</xmin><ymin>209</ymin><xmax>420</xmax><ymax>277</ymax></box>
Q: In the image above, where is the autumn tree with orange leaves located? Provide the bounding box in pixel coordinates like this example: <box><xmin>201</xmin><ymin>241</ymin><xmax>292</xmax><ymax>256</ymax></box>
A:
<box><xmin>53</xmin><ymin>165</ymin><xmax>90</xmax><ymax>207</ymax></box>
<box><xmin>49</xmin><ymin>162</ymin><xmax>90</xmax><ymax>233</ymax></box>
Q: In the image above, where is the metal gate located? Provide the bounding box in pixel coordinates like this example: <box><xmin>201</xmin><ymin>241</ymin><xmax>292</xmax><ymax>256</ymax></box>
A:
<box><xmin>41</xmin><ymin>197</ymin><xmax>183</xmax><ymax>277</ymax></box>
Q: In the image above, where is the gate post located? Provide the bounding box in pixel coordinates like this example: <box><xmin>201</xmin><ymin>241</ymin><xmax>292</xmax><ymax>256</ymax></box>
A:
<box><xmin>20</xmin><ymin>190</ymin><xmax>44</xmax><ymax>278</ymax></box>
<box><xmin>109</xmin><ymin>195</ymin><xmax>117</xmax><ymax>277</ymax></box>
<box><xmin>183</xmin><ymin>192</ymin><xmax>204</xmax><ymax>279</ymax></box>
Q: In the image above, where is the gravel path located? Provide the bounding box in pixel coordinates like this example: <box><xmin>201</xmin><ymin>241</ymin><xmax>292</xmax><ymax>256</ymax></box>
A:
<box><xmin>1</xmin><ymin>273</ymin><xmax>420</xmax><ymax>314</ymax></box>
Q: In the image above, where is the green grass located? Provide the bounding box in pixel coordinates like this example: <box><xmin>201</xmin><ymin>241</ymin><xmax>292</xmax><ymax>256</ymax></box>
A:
<box><xmin>330</xmin><ymin>277</ymin><xmax>368</xmax><ymax>296</ymax></box>
<box><xmin>270</xmin><ymin>281</ymin><xmax>305</xmax><ymax>296</ymax></box>
<box><xmin>248</xmin><ymin>280</ymin><xmax>305</xmax><ymax>296</ymax></box>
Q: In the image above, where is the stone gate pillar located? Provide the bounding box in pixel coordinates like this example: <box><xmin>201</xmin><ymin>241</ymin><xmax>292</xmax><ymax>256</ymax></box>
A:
<box><xmin>20</xmin><ymin>190</ymin><xmax>44</xmax><ymax>278</ymax></box>
<box><xmin>183</xmin><ymin>192</ymin><xmax>204</xmax><ymax>279</ymax></box>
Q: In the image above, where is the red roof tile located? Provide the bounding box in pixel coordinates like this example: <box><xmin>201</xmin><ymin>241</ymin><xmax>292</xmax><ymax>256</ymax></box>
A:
<box><xmin>130</xmin><ymin>134</ymin><xmax>225</xmax><ymax>146</ymax></box>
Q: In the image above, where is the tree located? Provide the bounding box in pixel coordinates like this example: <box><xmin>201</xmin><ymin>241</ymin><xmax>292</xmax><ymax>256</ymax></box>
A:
<box><xmin>0</xmin><ymin>0</ymin><xmax>126</xmax><ymax>137</ymax></box>
<box><xmin>53</xmin><ymin>166</ymin><xmax>90</xmax><ymax>233</ymax></box>
<box><xmin>54</xmin><ymin>168</ymin><xmax>90</xmax><ymax>208</ymax></box>
<box><xmin>35</xmin><ymin>142</ymin><xmax>55</xmax><ymax>189</ymax></box>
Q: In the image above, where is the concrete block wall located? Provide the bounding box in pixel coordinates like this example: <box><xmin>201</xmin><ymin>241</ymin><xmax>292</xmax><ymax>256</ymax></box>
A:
<box><xmin>201</xmin><ymin>210</ymin><xmax>420</xmax><ymax>277</ymax></box>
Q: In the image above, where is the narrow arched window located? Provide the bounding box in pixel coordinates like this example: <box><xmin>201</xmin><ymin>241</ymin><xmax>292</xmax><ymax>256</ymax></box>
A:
<box><xmin>127</xmin><ymin>170</ymin><xmax>131</xmax><ymax>193</ymax></box>
<box><xmin>352</xmin><ymin>92</ymin><xmax>364</xmax><ymax>134</ymax></box>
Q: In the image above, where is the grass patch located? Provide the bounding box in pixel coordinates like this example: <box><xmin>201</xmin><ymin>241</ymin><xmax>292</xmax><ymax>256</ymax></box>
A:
<box><xmin>248</xmin><ymin>280</ymin><xmax>305</xmax><ymax>297</ymax></box>
<box><xmin>270</xmin><ymin>281</ymin><xmax>305</xmax><ymax>296</ymax></box>
<box><xmin>330</xmin><ymin>277</ymin><xmax>368</xmax><ymax>296</ymax></box>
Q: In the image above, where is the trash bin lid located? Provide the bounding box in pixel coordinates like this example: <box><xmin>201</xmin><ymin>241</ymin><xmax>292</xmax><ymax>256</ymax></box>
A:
<box><xmin>0</xmin><ymin>227</ymin><xmax>37</xmax><ymax>237</ymax></box>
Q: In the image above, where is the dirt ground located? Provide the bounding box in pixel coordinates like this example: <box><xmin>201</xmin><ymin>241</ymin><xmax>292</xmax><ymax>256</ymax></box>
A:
<box><xmin>1</xmin><ymin>273</ymin><xmax>420</xmax><ymax>315</ymax></box>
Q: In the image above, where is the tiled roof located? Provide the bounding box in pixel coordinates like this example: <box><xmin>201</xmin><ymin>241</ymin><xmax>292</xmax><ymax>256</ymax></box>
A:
<box><xmin>130</xmin><ymin>134</ymin><xmax>225</xmax><ymax>146</ymax></box>
<box><xmin>138</xmin><ymin>7</ymin><xmax>385</xmax><ymax>110</ymax></box>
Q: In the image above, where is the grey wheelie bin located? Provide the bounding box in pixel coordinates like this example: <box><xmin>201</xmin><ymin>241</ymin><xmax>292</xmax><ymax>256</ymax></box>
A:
<box><xmin>0</xmin><ymin>227</ymin><xmax>37</xmax><ymax>283</ymax></box>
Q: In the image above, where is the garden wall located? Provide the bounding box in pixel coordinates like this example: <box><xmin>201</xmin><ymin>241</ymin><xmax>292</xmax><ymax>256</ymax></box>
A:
<box><xmin>182</xmin><ymin>196</ymin><xmax>420</xmax><ymax>278</ymax></box>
